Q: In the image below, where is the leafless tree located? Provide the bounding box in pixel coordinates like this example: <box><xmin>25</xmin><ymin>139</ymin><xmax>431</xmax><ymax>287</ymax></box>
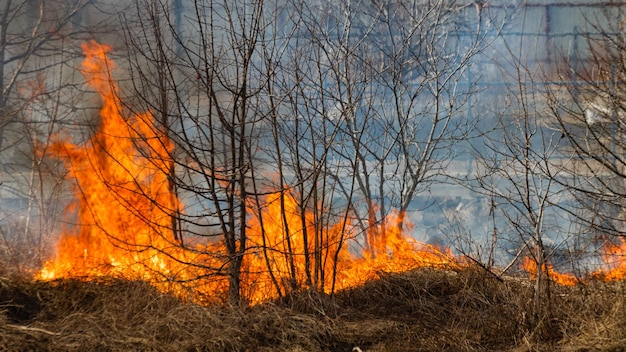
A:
<box><xmin>0</xmin><ymin>0</ymin><xmax>102</xmax><ymax>272</ymax></box>
<box><xmin>546</xmin><ymin>5</ymin><xmax>626</xmax><ymax>272</ymax></box>
<box><xmin>111</xmin><ymin>0</ymin><xmax>500</xmax><ymax>305</ymax></box>
<box><xmin>464</xmin><ymin>4</ymin><xmax>608</xmax><ymax>328</ymax></box>
<box><xmin>267</xmin><ymin>0</ymin><xmax>499</xmax><ymax>293</ymax></box>
<box><xmin>117</xmin><ymin>0</ymin><xmax>274</xmax><ymax>304</ymax></box>
<box><xmin>0</xmin><ymin>0</ymin><xmax>95</xmax><ymax>152</ymax></box>
<box><xmin>472</xmin><ymin>80</ymin><xmax>569</xmax><ymax>326</ymax></box>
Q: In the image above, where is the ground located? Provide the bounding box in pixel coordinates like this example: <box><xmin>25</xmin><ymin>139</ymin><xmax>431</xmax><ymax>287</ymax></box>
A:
<box><xmin>1</xmin><ymin>267</ymin><xmax>625</xmax><ymax>351</ymax></box>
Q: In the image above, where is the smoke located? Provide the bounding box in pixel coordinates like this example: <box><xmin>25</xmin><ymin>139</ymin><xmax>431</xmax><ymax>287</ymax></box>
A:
<box><xmin>1</xmin><ymin>0</ymin><xmax>622</xmax><ymax>278</ymax></box>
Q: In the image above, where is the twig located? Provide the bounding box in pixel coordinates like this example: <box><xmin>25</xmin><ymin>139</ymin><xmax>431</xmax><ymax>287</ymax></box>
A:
<box><xmin>464</xmin><ymin>255</ymin><xmax>504</xmax><ymax>282</ymax></box>
<box><xmin>6</xmin><ymin>324</ymin><xmax>60</xmax><ymax>336</ymax></box>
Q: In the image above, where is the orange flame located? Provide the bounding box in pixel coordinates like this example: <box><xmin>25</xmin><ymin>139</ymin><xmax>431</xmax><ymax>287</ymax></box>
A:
<box><xmin>520</xmin><ymin>256</ymin><xmax>578</xmax><ymax>286</ymax></box>
<box><xmin>520</xmin><ymin>237</ymin><xmax>626</xmax><ymax>286</ymax></box>
<box><xmin>593</xmin><ymin>238</ymin><xmax>626</xmax><ymax>281</ymax></box>
<box><xmin>37</xmin><ymin>41</ymin><xmax>208</xmax><ymax>290</ymax></box>
<box><xmin>37</xmin><ymin>41</ymin><xmax>458</xmax><ymax>304</ymax></box>
<box><xmin>242</xmin><ymin>193</ymin><xmax>457</xmax><ymax>302</ymax></box>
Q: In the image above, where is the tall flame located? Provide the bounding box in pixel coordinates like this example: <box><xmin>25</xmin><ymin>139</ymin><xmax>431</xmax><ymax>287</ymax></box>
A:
<box><xmin>38</xmin><ymin>41</ymin><xmax>199</xmax><ymax>286</ymax></box>
<box><xmin>37</xmin><ymin>41</ymin><xmax>458</xmax><ymax>304</ymax></box>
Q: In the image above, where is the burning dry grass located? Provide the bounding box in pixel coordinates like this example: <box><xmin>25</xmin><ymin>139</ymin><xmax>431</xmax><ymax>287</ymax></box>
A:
<box><xmin>2</xmin><ymin>267</ymin><xmax>626</xmax><ymax>351</ymax></box>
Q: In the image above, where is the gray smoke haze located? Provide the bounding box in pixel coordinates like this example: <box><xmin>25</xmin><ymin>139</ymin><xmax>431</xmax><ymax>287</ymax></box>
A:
<box><xmin>0</xmin><ymin>0</ymin><xmax>621</xmax><ymax>275</ymax></box>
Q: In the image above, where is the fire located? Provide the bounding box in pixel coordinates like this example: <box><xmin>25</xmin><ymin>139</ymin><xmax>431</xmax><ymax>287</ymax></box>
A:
<box><xmin>40</xmin><ymin>41</ymin><xmax>626</xmax><ymax>302</ymax></box>
<box><xmin>37</xmin><ymin>41</ymin><xmax>210</xmax><ymax>291</ymax></box>
<box><xmin>242</xmin><ymin>193</ymin><xmax>457</xmax><ymax>302</ymax></box>
<box><xmin>37</xmin><ymin>41</ymin><xmax>458</xmax><ymax>304</ymax></box>
<box><xmin>519</xmin><ymin>237</ymin><xmax>626</xmax><ymax>286</ymax></box>
<box><xmin>520</xmin><ymin>256</ymin><xmax>578</xmax><ymax>286</ymax></box>
<box><xmin>593</xmin><ymin>238</ymin><xmax>626</xmax><ymax>281</ymax></box>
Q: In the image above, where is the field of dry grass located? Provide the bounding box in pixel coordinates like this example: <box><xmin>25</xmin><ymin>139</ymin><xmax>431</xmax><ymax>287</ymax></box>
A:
<box><xmin>1</xmin><ymin>267</ymin><xmax>625</xmax><ymax>351</ymax></box>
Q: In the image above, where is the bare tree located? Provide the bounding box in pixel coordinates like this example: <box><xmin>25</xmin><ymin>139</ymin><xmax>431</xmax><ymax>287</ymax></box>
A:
<box><xmin>118</xmin><ymin>0</ymin><xmax>273</xmax><ymax>304</ymax></box>
<box><xmin>280</xmin><ymin>1</ymin><xmax>499</xmax><ymax>275</ymax></box>
<box><xmin>546</xmin><ymin>5</ymin><xmax>626</xmax><ymax>274</ymax></box>
<box><xmin>108</xmin><ymin>0</ymin><xmax>499</xmax><ymax>305</ymax></box>
<box><xmin>472</xmin><ymin>83</ymin><xmax>569</xmax><ymax>327</ymax></box>
<box><xmin>467</xmin><ymin>5</ymin><xmax>587</xmax><ymax>330</ymax></box>
<box><xmin>0</xmin><ymin>0</ymin><xmax>94</xmax><ymax>152</ymax></box>
<box><xmin>0</xmin><ymin>0</ymin><xmax>101</xmax><ymax>272</ymax></box>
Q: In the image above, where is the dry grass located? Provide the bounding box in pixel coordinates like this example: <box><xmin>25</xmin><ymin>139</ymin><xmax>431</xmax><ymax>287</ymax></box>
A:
<box><xmin>0</xmin><ymin>267</ymin><xmax>625</xmax><ymax>351</ymax></box>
